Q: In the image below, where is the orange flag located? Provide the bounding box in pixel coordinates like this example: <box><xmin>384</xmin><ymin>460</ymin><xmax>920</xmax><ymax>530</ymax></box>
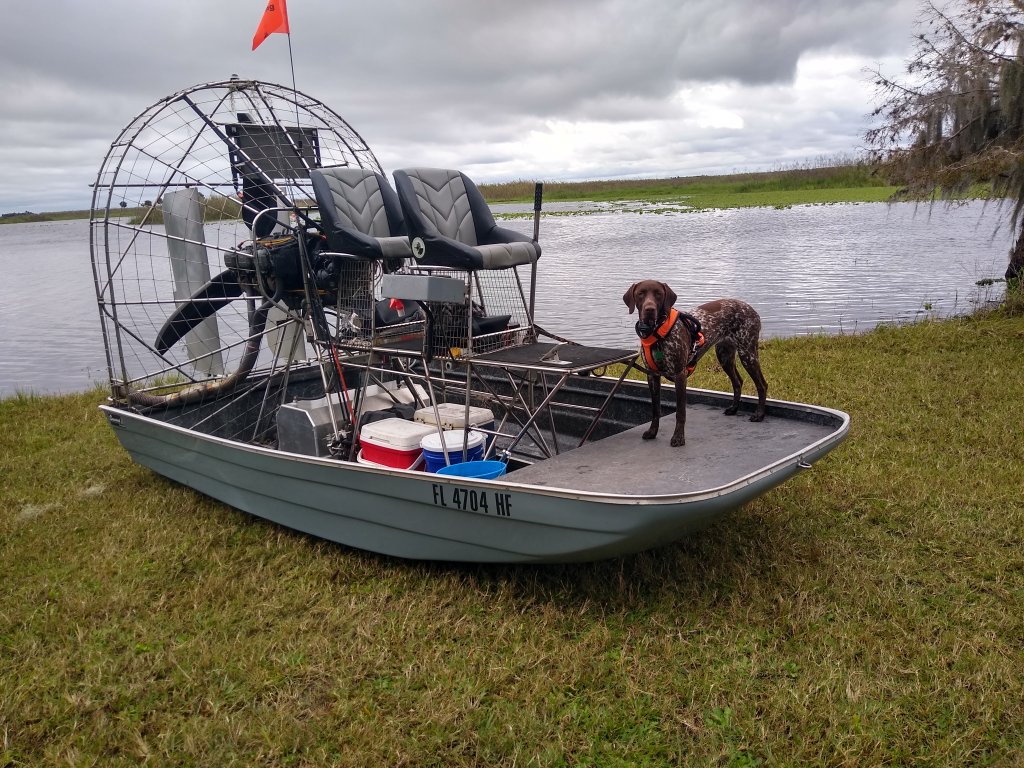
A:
<box><xmin>252</xmin><ymin>0</ymin><xmax>290</xmax><ymax>50</ymax></box>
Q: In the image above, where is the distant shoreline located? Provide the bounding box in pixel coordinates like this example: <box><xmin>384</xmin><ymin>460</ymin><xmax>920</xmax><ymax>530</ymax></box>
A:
<box><xmin>3</xmin><ymin>162</ymin><xmax>997</xmax><ymax>224</ymax></box>
<box><xmin>1</xmin><ymin>209</ymin><xmax>97</xmax><ymax>224</ymax></box>
<box><xmin>0</xmin><ymin>164</ymin><xmax>895</xmax><ymax>224</ymax></box>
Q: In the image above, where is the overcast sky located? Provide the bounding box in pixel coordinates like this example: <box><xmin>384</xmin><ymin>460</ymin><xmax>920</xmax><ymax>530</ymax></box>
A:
<box><xmin>0</xmin><ymin>0</ymin><xmax>921</xmax><ymax>213</ymax></box>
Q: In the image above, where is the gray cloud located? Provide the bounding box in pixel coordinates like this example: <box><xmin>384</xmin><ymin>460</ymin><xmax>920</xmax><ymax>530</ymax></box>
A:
<box><xmin>0</xmin><ymin>0</ymin><xmax>918</xmax><ymax>211</ymax></box>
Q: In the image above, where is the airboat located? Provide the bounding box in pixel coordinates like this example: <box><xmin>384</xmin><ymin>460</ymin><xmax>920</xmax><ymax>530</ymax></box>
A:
<box><xmin>90</xmin><ymin>78</ymin><xmax>849</xmax><ymax>563</ymax></box>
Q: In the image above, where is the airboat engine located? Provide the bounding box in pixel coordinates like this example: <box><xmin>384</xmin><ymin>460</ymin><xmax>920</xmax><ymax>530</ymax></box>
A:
<box><xmin>89</xmin><ymin>78</ymin><xmax>385</xmax><ymax>406</ymax></box>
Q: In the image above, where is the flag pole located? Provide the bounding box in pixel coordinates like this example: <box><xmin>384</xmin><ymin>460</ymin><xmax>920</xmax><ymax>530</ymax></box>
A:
<box><xmin>253</xmin><ymin>1</ymin><xmax>301</xmax><ymax>130</ymax></box>
<box><xmin>286</xmin><ymin>31</ymin><xmax>302</xmax><ymax>136</ymax></box>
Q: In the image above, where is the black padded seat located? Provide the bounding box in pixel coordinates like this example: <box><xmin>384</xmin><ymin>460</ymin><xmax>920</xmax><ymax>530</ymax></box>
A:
<box><xmin>393</xmin><ymin>168</ymin><xmax>540</xmax><ymax>270</ymax></box>
<box><xmin>310</xmin><ymin>167</ymin><xmax>411</xmax><ymax>262</ymax></box>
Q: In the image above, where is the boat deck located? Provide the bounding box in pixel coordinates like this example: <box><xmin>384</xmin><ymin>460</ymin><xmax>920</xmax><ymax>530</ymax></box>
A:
<box><xmin>507</xmin><ymin>400</ymin><xmax>837</xmax><ymax>496</ymax></box>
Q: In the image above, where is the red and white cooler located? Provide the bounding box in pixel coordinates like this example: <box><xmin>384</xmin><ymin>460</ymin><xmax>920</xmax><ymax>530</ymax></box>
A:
<box><xmin>357</xmin><ymin>418</ymin><xmax>437</xmax><ymax>470</ymax></box>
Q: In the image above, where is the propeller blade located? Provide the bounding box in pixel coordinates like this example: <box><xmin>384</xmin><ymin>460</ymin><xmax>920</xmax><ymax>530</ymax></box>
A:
<box><xmin>155</xmin><ymin>270</ymin><xmax>244</xmax><ymax>354</ymax></box>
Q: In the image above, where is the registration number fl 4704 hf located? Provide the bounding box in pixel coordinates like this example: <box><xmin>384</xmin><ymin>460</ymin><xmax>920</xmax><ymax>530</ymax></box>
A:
<box><xmin>431</xmin><ymin>484</ymin><xmax>512</xmax><ymax>517</ymax></box>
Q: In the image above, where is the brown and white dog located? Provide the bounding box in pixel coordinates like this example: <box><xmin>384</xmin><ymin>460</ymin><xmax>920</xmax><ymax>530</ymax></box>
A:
<box><xmin>623</xmin><ymin>280</ymin><xmax>768</xmax><ymax>446</ymax></box>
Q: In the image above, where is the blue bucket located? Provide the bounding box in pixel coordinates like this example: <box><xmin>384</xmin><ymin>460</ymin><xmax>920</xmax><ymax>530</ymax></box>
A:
<box><xmin>435</xmin><ymin>460</ymin><xmax>507</xmax><ymax>480</ymax></box>
<box><xmin>420</xmin><ymin>430</ymin><xmax>486</xmax><ymax>473</ymax></box>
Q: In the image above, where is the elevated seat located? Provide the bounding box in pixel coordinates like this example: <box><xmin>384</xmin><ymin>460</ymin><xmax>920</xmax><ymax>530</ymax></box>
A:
<box><xmin>388</xmin><ymin>168</ymin><xmax>541</xmax><ymax>357</ymax></box>
<box><xmin>393</xmin><ymin>168</ymin><xmax>540</xmax><ymax>270</ymax></box>
<box><xmin>310</xmin><ymin>166</ymin><xmax>412</xmax><ymax>266</ymax></box>
<box><xmin>310</xmin><ymin>167</ymin><xmax>420</xmax><ymax>339</ymax></box>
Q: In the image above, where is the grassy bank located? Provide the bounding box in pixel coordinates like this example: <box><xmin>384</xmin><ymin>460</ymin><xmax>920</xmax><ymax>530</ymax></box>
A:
<box><xmin>2</xmin><ymin>164</ymin><xmax>900</xmax><ymax>226</ymax></box>
<box><xmin>479</xmin><ymin>162</ymin><xmax>900</xmax><ymax>210</ymax></box>
<box><xmin>7</xmin><ymin>161</ymin><xmax>1002</xmax><ymax>224</ymax></box>
<box><xmin>0</xmin><ymin>209</ymin><xmax>95</xmax><ymax>224</ymax></box>
<box><xmin>0</xmin><ymin>200</ymin><xmax>239</xmax><ymax>227</ymax></box>
<box><xmin>0</xmin><ymin>209</ymin><xmax>159</xmax><ymax>225</ymax></box>
<box><xmin>2</xmin><ymin>309</ymin><xmax>1023</xmax><ymax>765</ymax></box>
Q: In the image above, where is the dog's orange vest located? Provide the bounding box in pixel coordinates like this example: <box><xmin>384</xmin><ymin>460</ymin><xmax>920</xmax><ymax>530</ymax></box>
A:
<box><xmin>640</xmin><ymin>309</ymin><xmax>678</xmax><ymax>375</ymax></box>
<box><xmin>639</xmin><ymin>309</ymin><xmax>705</xmax><ymax>377</ymax></box>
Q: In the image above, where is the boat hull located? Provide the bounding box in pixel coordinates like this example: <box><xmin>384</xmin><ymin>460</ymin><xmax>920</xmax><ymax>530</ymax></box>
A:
<box><xmin>101</xmin><ymin>385</ymin><xmax>849</xmax><ymax>563</ymax></box>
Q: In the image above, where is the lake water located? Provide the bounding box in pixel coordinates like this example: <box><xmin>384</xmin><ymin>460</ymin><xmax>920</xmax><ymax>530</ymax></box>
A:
<box><xmin>0</xmin><ymin>201</ymin><xmax>1011</xmax><ymax>398</ymax></box>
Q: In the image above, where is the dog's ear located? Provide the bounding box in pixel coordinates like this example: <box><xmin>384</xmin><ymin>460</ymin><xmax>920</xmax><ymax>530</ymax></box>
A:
<box><xmin>622</xmin><ymin>283</ymin><xmax>639</xmax><ymax>314</ymax></box>
<box><xmin>660</xmin><ymin>282</ymin><xmax>677</xmax><ymax>312</ymax></box>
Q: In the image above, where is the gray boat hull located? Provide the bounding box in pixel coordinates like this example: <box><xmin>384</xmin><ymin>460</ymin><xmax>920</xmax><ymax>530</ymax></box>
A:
<box><xmin>101</xmin><ymin>384</ymin><xmax>849</xmax><ymax>563</ymax></box>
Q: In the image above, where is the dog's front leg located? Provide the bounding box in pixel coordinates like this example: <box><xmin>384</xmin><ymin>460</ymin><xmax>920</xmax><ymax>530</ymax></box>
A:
<box><xmin>670</xmin><ymin>371</ymin><xmax>687</xmax><ymax>446</ymax></box>
<box><xmin>643</xmin><ymin>373</ymin><xmax>661</xmax><ymax>440</ymax></box>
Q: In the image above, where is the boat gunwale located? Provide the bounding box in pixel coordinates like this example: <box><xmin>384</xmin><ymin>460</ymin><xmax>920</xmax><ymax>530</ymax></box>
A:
<box><xmin>100</xmin><ymin>383</ymin><xmax>850</xmax><ymax>507</ymax></box>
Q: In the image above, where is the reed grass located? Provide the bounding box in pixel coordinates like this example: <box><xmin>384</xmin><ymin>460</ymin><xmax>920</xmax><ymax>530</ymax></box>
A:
<box><xmin>2</xmin><ymin>308</ymin><xmax>1023</xmax><ymax>766</ymax></box>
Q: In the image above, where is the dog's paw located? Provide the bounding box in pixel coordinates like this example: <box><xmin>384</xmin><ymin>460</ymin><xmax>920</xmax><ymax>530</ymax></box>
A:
<box><xmin>749</xmin><ymin>413</ymin><xmax>765</xmax><ymax>423</ymax></box>
<box><xmin>642</xmin><ymin>428</ymin><xmax>658</xmax><ymax>440</ymax></box>
<box><xmin>723</xmin><ymin>405</ymin><xmax>739</xmax><ymax>416</ymax></box>
<box><xmin>670</xmin><ymin>434</ymin><xmax>686</xmax><ymax>447</ymax></box>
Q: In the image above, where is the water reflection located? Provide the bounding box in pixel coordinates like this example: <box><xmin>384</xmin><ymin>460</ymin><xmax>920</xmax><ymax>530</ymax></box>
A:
<box><xmin>0</xmin><ymin>201</ymin><xmax>1011</xmax><ymax>397</ymax></box>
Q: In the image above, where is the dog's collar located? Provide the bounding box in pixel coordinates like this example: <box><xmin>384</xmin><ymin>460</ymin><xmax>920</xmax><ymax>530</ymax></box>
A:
<box><xmin>635</xmin><ymin>309</ymin><xmax>678</xmax><ymax>341</ymax></box>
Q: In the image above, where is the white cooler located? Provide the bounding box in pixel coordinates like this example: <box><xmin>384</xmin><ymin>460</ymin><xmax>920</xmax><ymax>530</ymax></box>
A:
<box><xmin>414</xmin><ymin>403</ymin><xmax>494</xmax><ymax>434</ymax></box>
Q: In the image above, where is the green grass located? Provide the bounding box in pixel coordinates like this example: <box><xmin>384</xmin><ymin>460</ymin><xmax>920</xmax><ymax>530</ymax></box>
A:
<box><xmin>3</xmin><ymin>309</ymin><xmax>1024</xmax><ymax>766</ymax></box>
